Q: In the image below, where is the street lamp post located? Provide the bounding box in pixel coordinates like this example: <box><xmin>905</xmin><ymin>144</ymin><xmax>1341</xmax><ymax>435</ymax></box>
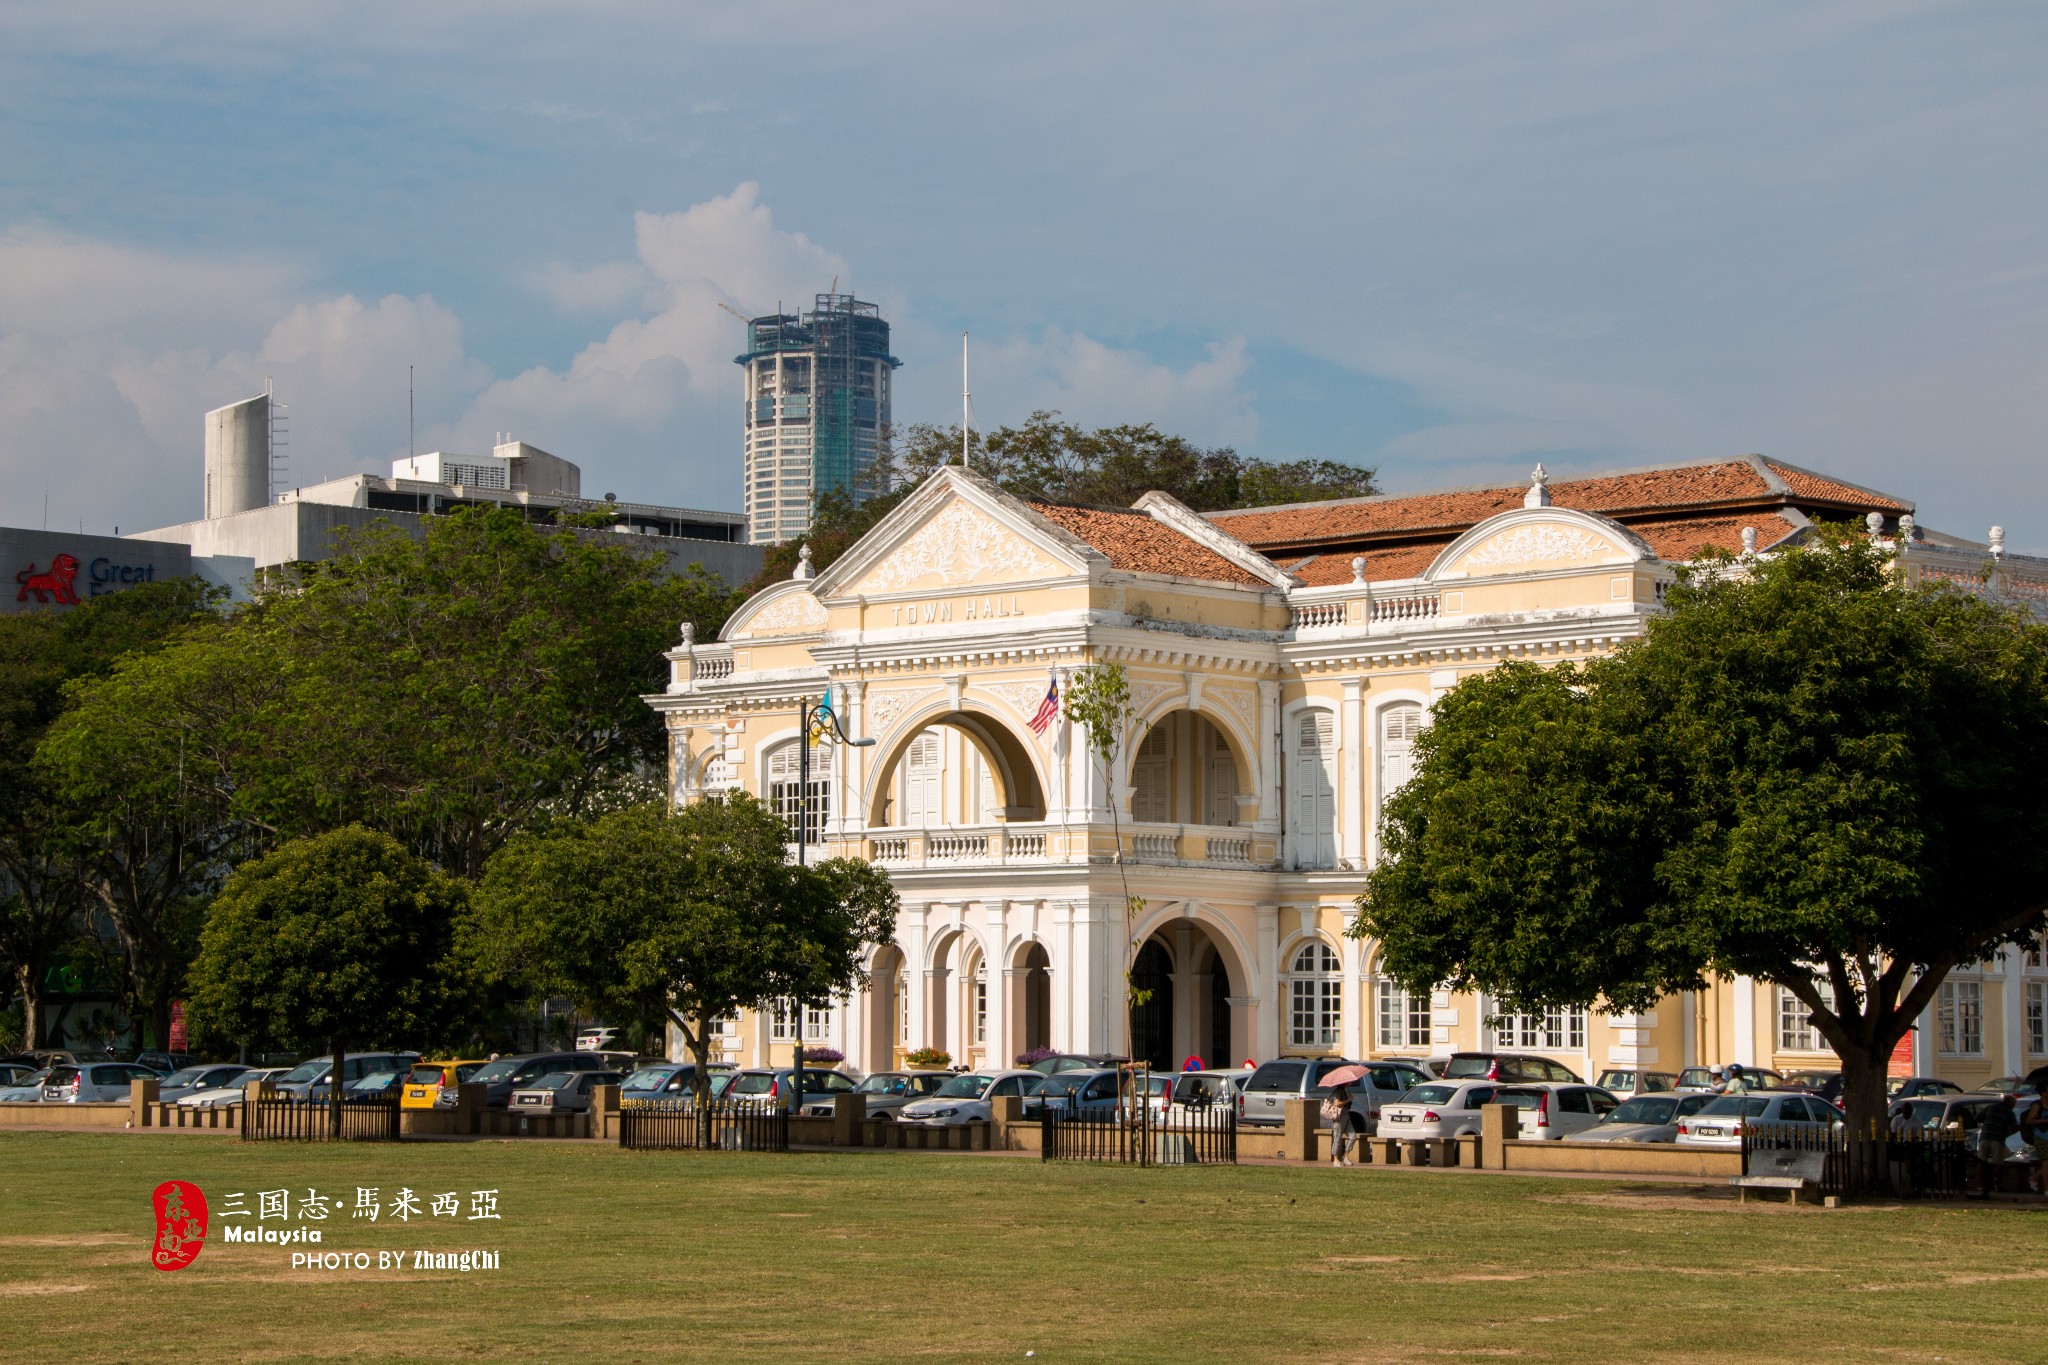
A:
<box><xmin>789</xmin><ymin>692</ymin><xmax>875</xmax><ymax>1118</ymax></box>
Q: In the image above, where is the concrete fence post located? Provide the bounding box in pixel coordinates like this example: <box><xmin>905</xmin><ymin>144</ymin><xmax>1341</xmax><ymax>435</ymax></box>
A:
<box><xmin>454</xmin><ymin>1082</ymin><xmax>486</xmax><ymax>1136</ymax></box>
<box><xmin>1283</xmin><ymin>1097</ymin><xmax>1320</xmax><ymax>1162</ymax></box>
<box><xmin>1480</xmin><ymin>1103</ymin><xmax>1519</xmax><ymax>1170</ymax></box>
<box><xmin>990</xmin><ymin>1095</ymin><xmax>1022</xmax><ymax>1151</ymax></box>
<box><xmin>590</xmin><ymin>1083</ymin><xmax>620</xmax><ymax>1141</ymax></box>
<box><xmin>129</xmin><ymin>1078</ymin><xmax>159</xmax><ymax>1128</ymax></box>
<box><xmin>832</xmin><ymin>1093</ymin><xmax>865</xmax><ymax>1147</ymax></box>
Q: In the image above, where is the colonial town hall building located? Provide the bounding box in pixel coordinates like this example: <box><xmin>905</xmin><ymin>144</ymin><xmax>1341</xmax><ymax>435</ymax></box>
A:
<box><xmin>648</xmin><ymin>458</ymin><xmax>2048</xmax><ymax>1087</ymax></box>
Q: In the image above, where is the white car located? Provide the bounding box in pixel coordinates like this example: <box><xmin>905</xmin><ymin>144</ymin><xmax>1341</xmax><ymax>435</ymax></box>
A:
<box><xmin>156</xmin><ymin>1064</ymin><xmax>254</xmax><ymax>1103</ymax></box>
<box><xmin>1567</xmin><ymin>1090</ymin><xmax>1714</xmax><ymax>1143</ymax></box>
<box><xmin>1492</xmin><ymin>1083</ymin><xmax>1620</xmax><ymax>1140</ymax></box>
<box><xmin>0</xmin><ymin>1068</ymin><xmax>52</xmax><ymax>1101</ymax></box>
<box><xmin>1167</xmin><ymin>1069</ymin><xmax>1252</xmax><ymax>1115</ymax></box>
<box><xmin>179</xmin><ymin>1067</ymin><xmax>292</xmax><ymax>1108</ymax></box>
<box><xmin>41</xmin><ymin>1062</ymin><xmax>161</xmax><ymax>1102</ymax></box>
<box><xmin>1674</xmin><ymin>1091</ymin><xmax>1842</xmax><ymax>1149</ymax></box>
<box><xmin>897</xmin><ymin>1069</ymin><xmax>1045</xmax><ymax>1125</ymax></box>
<box><xmin>1375</xmin><ymin>1080</ymin><xmax>1504</xmax><ymax>1139</ymax></box>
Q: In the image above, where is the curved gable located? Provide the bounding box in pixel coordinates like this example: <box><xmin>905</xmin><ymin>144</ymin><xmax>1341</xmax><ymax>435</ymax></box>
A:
<box><xmin>721</xmin><ymin>580</ymin><xmax>828</xmax><ymax>640</ymax></box>
<box><xmin>1426</xmin><ymin>507</ymin><xmax>1653</xmax><ymax>581</ymax></box>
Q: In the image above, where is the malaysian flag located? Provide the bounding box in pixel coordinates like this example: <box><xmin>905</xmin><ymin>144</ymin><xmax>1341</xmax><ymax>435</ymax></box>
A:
<box><xmin>1027</xmin><ymin>676</ymin><xmax>1060</xmax><ymax>735</ymax></box>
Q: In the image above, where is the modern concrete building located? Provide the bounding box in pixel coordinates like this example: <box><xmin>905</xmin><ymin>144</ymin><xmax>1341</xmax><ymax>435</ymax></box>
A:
<box><xmin>737</xmin><ymin>294</ymin><xmax>900</xmax><ymax>546</ymax></box>
<box><xmin>203</xmin><ymin>393</ymin><xmax>272</xmax><ymax>520</ymax></box>
<box><xmin>4</xmin><ymin>525</ymin><xmax>250</xmax><ymax>615</ymax></box>
<box><xmin>649</xmin><ymin>456</ymin><xmax>2046</xmax><ymax>1085</ymax></box>
<box><xmin>138</xmin><ymin>436</ymin><xmax>761</xmax><ymax>588</ymax></box>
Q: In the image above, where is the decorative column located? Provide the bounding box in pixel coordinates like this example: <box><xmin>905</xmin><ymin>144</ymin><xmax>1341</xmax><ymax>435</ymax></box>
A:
<box><xmin>1254</xmin><ymin>903</ymin><xmax>1281</xmax><ymax>1060</ymax></box>
<box><xmin>901</xmin><ymin>905</ymin><xmax>931</xmax><ymax>1055</ymax></box>
<box><xmin>1049</xmin><ymin>668</ymin><xmax>1071</xmax><ymax>822</ymax></box>
<box><xmin>983</xmin><ymin>901</ymin><xmax>1010</xmax><ymax>1066</ymax></box>
<box><xmin>1050</xmin><ymin>900</ymin><xmax>1076</xmax><ymax>1053</ymax></box>
<box><xmin>2002</xmin><ymin>948</ymin><xmax>2026</xmax><ymax>1079</ymax></box>
<box><xmin>841</xmin><ymin>679</ymin><xmax>867</xmax><ymax>837</ymax></box>
<box><xmin>1256</xmin><ymin>679</ymin><xmax>1281</xmax><ymax>835</ymax></box>
<box><xmin>1172</xmin><ymin>921</ymin><xmax>1197</xmax><ymax>1066</ymax></box>
<box><xmin>1732</xmin><ymin>974</ymin><xmax>1757</xmax><ymax>1067</ymax></box>
<box><xmin>1340</xmin><ymin>678</ymin><xmax>1365</xmax><ymax>868</ymax></box>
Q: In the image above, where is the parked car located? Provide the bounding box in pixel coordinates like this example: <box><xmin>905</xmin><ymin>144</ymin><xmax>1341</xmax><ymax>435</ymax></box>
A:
<box><xmin>1380</xmin><ymin>1056</ymin><xmax>1450</xmax><ymax>1079</ymax></box>
<box><xmin>156</xmin><ymin>1064</ymin><xmax>254</xmax><ymax>1102</ymax></box>
<box><xmin>0</xmin><ymin>1062</ymin><xmax>41</xmax><ymax>1088</ymax></box>
<box><xmin>1674</xmin><ymin>1065</ymin><xmax>1787</xmax><ymax>1093</ymax></box>
<box><xmin>1977</xmin><ymin>1076</ymin><xmax>2044</xmax><ymax>1101</ymax></box>
<box><xmin>1888</xmin><ymin>1075</ymin><xmax>1964</xmax><ymax>1100</ymax></box>
<box><xmin>618</xmin><ymin>1062</ymin><xmax>736</xmax><ymax>1102</ymax></box>
<box><xmin>1023</xmin><ymin>1053</ymin><xmax>1129</xmax><ymax>1076</ymax></box>
<box><xmin>180</xmin><ymin>1067</ymin><xmax>292</xmax><ymax>1109</ymax></box>
<box><xmin>511</xmin><ymin>1070</ymin><xmax>625</xmax><ymax>1115</ymax></box>
<box><xmin>41</xmin><ymin>1062</ymin><xmax>162</xmax><ymax>1102</ymax></box>
<box><xmin>726</xmin><ymin>1067</ymin><xmax>859</xmax><ymax>1113</ymax></box>
<box><xmin>1889</xmin><ymin>1094</ymin><xmax>2005</xmax><ymax>1136</ymax></box>
<box><xmin>828</xmin><ymin>1070</ymin><xmax>953</xmax><ymax>1119</ymax></box>
<box><xmin>1675</xmin><ymin>1091</ymin><xmax>1842</xmax><ymax>1148</ymax></box>
<box><xmin>1376</xmin><ymin>1081</ymin><xmax>1503</xmax><ymax>1140</ymax></box>
<box><xmin>1567</xmin><ymin>1090</ymin><xmax>1715</xmax><ymax>1143</ymax></box>
<box><xmin>1168</xmin><ymin>1069</ymin><xmax>1251</xmax><ymax>1113</ymax></box>
<box><xmin>22</xmin><ymin>1050</ymin><xmax>115</xmax><ymax>1068</ymax></box>
<box><xmin>0</xmin><ymin>1068</ymin><xmax>53</xmax><ymax>1101</ymax></box>
<box><xmin>134</xmin><ymin>1052</ymin><xmax>197</xmax><ymax>1074</ymax></box>
<box><xmin>1238</xmin><ymin>1058</ymin><xmax>1429</xmax><ymax>1131</ymax></box>
<box><xmin>272</xmin><ymin>1052</ymin><xmax>421</xmax><ymax>1102</ymax></box>
<box><xmin>897</xmin><ymin>1070</ymin><xmax>1045</xmax><ymax>1125</ymax></box>
<box><xmin>1594</xmin><ymin>1069</ymin><xmax>1678</xmax><ymax>1095</ymax></box>
<box><xmin>342</xmin><ymin>1070</ymin><xmax>411</xmax><ymax>1104</ymax></box>
<box><xmin>1778</xmin><ymin>1071</ymin><xmax>1845</xmax><ymax>1107</ymax></box>
<box><xmin>459</xmin><ymin>1052</ymin><xmax>611</xmax><ymax>1109</ymax></box>
<box><xmin>399</xmin><ymin>1060</ymin><xmax>490</xmax><ymax>1110</ymax></box>
<box><xmin>1441</xmin><ymin>1053</ymin><xmax>1584</xmax><ymax>1085</ymax></box>
<box><xmin>1022</xmin><ymin>1068</ymin><xmax>1121</xmax><ymax>1120</ymax></box>
<box><xmin>1492</xmin><ymin>1083</ymin><xmax>1620</xmax><ymax>1140</ymax></box>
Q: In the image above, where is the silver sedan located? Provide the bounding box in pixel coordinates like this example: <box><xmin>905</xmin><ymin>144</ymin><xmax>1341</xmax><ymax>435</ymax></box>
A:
<box><xmin>1567</xmin><ymin>1090</ymin><xmax>1714</xmax><ymax>1143</ymax></box>
<box><xmin>897</xmin><ymin>1070</ymin><xmax>1046</xmax><ymax>1125</ymax></box>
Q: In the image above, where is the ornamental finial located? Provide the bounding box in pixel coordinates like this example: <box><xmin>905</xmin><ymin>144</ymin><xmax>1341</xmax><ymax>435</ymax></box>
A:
<box><xmin>793</xmin><ymin>542</ymin><xmax>814</xmax><ymax>580</ymax></box>
<box><xmin>1990</xmin><ymin>526</ymin><xmax>2006</xmax><ymax>562</ymax></box>
<box><xmin>1524</xmin><ymin>463</ymin><xmax>1551</xmax><ymax>509</ymax></box>
<box><xmin>1351</xmin><ymin>555</ymin><xmax>1367</xmax><ymax>585</ymax></box>
<box><xmin>1740</xmin><ymin>526</ymin><xmax>1757</xmax><ymax>556</ymax></box>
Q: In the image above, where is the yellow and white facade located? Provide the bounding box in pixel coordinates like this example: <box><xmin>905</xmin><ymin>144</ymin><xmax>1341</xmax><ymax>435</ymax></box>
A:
<box><xmin>647</xmin><ymin>464</ymin><xmax>2048</xmax><ymax>1088</ymax></box>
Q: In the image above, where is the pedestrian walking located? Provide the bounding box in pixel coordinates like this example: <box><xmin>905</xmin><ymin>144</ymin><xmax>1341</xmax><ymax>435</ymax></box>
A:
<box><xmin>1969</xmin><ymin>1094</ymin><xmax>2020</xmax><ymax>1199</ymax></box>
<box><xmin>1323</xmin><ymin>1084</ymin><xmax>1357</xmax><ymax>1167</ymax></box>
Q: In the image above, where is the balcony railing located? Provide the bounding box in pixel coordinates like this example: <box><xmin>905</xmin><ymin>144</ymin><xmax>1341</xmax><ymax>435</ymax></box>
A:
<box><xmin>1289</xmin><ymin>590</ymin><xmax>1441</xmax><ymax>632</ymax></box>
<box><xmin>859</xmin><ymin>822</ymin><xmax>1271</xmax><ymax>870</ymax></box>
<box><xmin>1369</xmin><ymin>592</ymin><xmax>1439</xmax><ymax>623</ymax></box>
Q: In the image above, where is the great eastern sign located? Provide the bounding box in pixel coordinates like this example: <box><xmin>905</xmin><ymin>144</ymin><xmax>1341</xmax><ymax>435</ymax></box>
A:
<box><xmin>1</xmin><ymin>526</ymin><xmax>194</xmax><ymax>614</ymax></box>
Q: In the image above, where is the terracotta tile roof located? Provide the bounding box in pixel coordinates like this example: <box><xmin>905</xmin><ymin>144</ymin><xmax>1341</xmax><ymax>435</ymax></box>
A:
<box><xmin>1026</xmin><ymin>503</ymin><xmax>1267</xmax><ymax>586</ymax></box>
<box><xmin>1287</xmin><ymin>542</ymin><xmax>1450</xmax><ymax>586</ymax></box>
<box><xmin>1206</xmin><ymin>457</ymin><xmax>1909</xmax><ymax>560</ymax></box>
<box><xmin>1764</xmin><ymin>462</ymin><xmax>1910</xmax><ymax>513</ymax></box>
<box><xmin>1632</xmin><ymin>513</ymin><xmax>1804</xmax><ymax>561</ymax></box>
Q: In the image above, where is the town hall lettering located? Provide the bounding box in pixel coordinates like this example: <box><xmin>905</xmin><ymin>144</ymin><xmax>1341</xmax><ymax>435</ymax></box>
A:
<box><xmin>888</xmin><ymin>594</ymin><xmax>1024</xmax><ymax>627</ymax></box>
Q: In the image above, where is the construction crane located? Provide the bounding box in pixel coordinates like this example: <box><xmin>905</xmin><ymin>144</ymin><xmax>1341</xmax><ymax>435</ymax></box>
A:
<box><xmin>716</xmin><ymin>302</ymin><xmax>752</xmax><ymax>323</ymax></box>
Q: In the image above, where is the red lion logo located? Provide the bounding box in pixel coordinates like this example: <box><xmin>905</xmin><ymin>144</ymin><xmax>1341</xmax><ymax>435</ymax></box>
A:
<box><xmin>151</xmin><ymin>1180</ymin><xmax>208</xmax><ymax>1272</ymax></box>
<box><xmin>15</xmin><ymin>554</ymin><xmax>82</xmax><ymax>605</ymax></box>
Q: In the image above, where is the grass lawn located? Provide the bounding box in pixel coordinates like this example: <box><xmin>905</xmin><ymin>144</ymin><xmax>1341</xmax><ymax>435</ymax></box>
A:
<box><xmin>3</xmin><ymin>1133</ymin><xmax>2045</xmax><ymax>1364</ymax></box>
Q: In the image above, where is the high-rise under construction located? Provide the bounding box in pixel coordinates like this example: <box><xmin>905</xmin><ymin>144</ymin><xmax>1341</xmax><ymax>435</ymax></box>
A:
<box><xmin>736</xmin><ymin>294</ymin><xmax>900</xmax><ymax>545</ymax></box>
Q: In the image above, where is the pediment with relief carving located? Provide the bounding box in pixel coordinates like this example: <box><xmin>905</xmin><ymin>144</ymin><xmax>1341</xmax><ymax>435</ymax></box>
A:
<box><xmin>847</xmin><ymin>500</ymin><xmax>1070</xmax><ymax>596</ymax></box>
<box><xmin>1429</xmin><ymin>509</ymin><xmax>1651</xmax><ymax>580</ymax></box>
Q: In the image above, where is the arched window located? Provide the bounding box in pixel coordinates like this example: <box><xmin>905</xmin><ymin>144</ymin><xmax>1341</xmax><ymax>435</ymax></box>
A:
<box><xmin>1287</xmin><ymin>940</ymin><xmax>1342</xmax><ymax>1049</ymax></box>
<box><xmin>971</xmin><ymin>959</ymin><xmax>988</xmax><ymax>1044</ymax></box>
<box><xmin>768</xmin><ymin>739</ymin><xmax>830</xmax><ymax>843</ymax></box>
<box><xmin>1292</xmin><ymin>710</ymin><xmax>1336</xmax><ymax>869</ymax></box>
<box><xmin>1132</xmin><ymin>725</ymin><xmax>1171</xmax><ymax>823</ymax></box>
<box><xmin>1378</xmin><ymin>703</ymin><xmax>1424</xmax><ymax>805</ymax></box>
<box><xmin>1376</xmin><ymin>976</ymin><xmax>1430</xmax><ymax>1050</ymax></box>
<box><xmin>1202</xmin><ymin>719</ymin><xmax>1240</xmax><ymax>826</ymax></box>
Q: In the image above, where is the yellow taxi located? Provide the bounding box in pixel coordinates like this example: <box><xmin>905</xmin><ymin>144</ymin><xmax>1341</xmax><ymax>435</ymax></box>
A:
<box><xmin>401</xmin><ymin>1059</ymin><xmax>490</xmax><ymax>1110</ymax></box>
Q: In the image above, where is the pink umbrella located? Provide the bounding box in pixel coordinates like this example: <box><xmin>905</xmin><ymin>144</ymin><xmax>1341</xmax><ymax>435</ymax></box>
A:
<box><xmin>1318</xmin><ymin>1065</ymin><xmax>1371</xmax><ymax>1089</ymax></box>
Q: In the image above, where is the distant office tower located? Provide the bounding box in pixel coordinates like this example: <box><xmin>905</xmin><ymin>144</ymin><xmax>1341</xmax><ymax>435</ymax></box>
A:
<box><xmin>736</xmin><ymin>294</ymin><xmax>900</xmax><ymax>545</ymax></box>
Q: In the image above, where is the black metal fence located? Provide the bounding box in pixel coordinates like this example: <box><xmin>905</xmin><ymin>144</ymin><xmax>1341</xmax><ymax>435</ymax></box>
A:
<box><xmin>1042</xmin><ymin>1104</ymin><xmax>1237</xmax><ymax>1165</ymax></box>
<box><xmin>1743</xmin><ymin>1120</ymin><xmax>1971</xmax><ymax>1198</ymax></box>
<box><xmin>242</xmin><ymin>1095</ymin><xmax>401</xmax><ymax>1143</ymax></box>
<box><xmin>619</xmin><ymin>1098</ymin><xmax>790</xmax><ymax>1152</ymax></box>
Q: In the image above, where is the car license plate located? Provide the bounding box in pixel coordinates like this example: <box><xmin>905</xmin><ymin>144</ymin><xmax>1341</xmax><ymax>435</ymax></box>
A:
<box><xmin>1389</xmin><ymin>1113</ymin><xmax>1411</xmax><ymax>1123</ymax></box>
<box><xmin>1698</xmin><ymin>1126</ymin><xmax>1721</xmax><ymax>1136</ymax></box>
<box><xmin>407</xmin><ymin>1088</ymin><xmax>430</xmax><ymax>1100</ymax></box>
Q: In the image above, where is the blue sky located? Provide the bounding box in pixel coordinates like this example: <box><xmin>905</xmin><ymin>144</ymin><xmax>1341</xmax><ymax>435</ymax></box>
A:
<box><xmin>3</xmin><ymin>3</ymin><xmax>2044</xmax><ymax>548</ymax></box>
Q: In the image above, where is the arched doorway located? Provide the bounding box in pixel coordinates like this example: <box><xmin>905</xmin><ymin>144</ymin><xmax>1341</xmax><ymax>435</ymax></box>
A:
<box><xmin>1129</xmin><ymin>940</ymin><xmax>1173</xmax><ymax>1071</ymax></box>
<box><xmin>1012</xmin><ymin>942</ymin><xmax>1052</xmax><ymax>1060</ymax></box>
<box><xmin>866</xmin><ymin>944</ymin><xmax>906</xmax><ymax>1074</ymax></box>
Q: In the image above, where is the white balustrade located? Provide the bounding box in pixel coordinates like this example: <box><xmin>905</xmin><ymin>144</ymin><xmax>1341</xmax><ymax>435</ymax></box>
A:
<box><xmin>1290</xmin><ymin>601</ymin><xmax>1347</xmax><ymax>629</ymax></box>
<box><xmin>1369</xmin><ymin>593</ymin><xmax>1439</xmax><ymax>623</ymax></box>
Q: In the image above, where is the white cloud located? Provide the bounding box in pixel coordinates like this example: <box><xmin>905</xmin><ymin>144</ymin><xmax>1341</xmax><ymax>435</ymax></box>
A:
<box><xmin>946</xmin><ymin>330</ymin><xmax>1259</xmax><ymax>449</ymax></box>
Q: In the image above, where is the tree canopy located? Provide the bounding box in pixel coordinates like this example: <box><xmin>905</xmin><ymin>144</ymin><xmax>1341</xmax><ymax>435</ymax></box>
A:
<box><xmin>185</xmin><ymin>825</ymin><xmax>476</xmax><ymax>1074</ymax></box>
<box><xmin>1356</xmin><ymin>535</ymin><xmax>2048</xmax><ymax>1132</ymax></box>
<box><xmin>749</xmin><ymin>411</ymin><xmax>1377</xmax><ymax>589</ymax></box>
<box><xmin>471</xmin><ymin>795</ymin><xmax>897</xmax><ymax>1101</ymax></box>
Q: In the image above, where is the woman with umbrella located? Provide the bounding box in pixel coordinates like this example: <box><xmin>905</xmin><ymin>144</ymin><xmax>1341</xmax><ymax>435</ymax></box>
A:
<box><xmin>1320</xmin><ymin>1063</ymin><xmax>1372</xmax><ymax>1167</ymax></box>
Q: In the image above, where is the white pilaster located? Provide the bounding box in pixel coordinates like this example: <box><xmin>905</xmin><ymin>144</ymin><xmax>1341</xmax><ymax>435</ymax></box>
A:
<box><xmin>1256</xmin><ymin>679</ymin><xmax>1281</xmax><ymax>834</ymax></box>
<box><xmin>1732</xmin><ymin>974</ymin><xmax>1756</xmax><ymax>1067</ymax></box>
<box><xmin>2002</xmin><ymin>949</ymin><xmax>2026</xmax><ymax>1077</ymax></box>
<box><xmin>1340</xmin><ymin>678</ymin><xmax>1364</xmax><ymax>867</ymax></box>
<box><xmin>1255</xmin><ymin>902</ymin><xmax>1280</xmax><ymax>1060</ymax></box>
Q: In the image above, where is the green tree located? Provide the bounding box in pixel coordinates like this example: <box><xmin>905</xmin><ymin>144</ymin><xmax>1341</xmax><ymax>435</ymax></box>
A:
<box><xmin>0</xmin><ymin>580</ymin><xmax>218</xmax><ymax>1049</ymax></box>
<box><xmin>1356</xmin><ymin>536</ymin><xmax>2048</xmax><ymax>1134</ymax></box>
<box><xmin>747</xmin><ymin>412</ymin><xmax>1378</xmax><ymax>590</ymax></box>
<box><xmin>471</xmin><ymin>796</ymin><xmax>897</xmax><ymax>1104</ymax></box>
<box><xmin>186</xmin><ymin>826</ymin><xmax>476</xmax><ymax>1126</ymax></box>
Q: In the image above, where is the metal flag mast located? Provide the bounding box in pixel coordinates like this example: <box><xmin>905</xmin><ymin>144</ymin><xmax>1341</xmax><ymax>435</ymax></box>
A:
<box><xmin>962</xmin><ymin>331</ymin><xmax>971</xmax><ymax>470</ymax></box>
